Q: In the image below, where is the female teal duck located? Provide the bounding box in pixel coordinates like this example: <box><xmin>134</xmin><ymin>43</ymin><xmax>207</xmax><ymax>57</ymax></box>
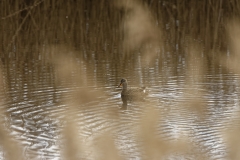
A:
<box><xmin>118</xmin><ymin>78</ymin><xmax>147</xmax><ymax>97</ymax></box>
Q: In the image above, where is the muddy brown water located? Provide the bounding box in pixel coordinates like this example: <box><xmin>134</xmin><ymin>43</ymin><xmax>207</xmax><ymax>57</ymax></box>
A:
<box><xmin>0</xmin><ymin>50</ymin><xmax>239</xmax><ymax>160</ymax></box>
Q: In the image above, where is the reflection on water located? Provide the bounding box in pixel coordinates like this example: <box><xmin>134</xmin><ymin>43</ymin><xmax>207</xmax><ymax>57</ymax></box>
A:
<box><xmin>0</xmin><ymin>51</ymin><xmax>239</xmax><ymax>159</ymax></box>
<box><xmin>1</xmin><ymin>0</ymin><xmax>240</xmax><ymax>159</ymax></box>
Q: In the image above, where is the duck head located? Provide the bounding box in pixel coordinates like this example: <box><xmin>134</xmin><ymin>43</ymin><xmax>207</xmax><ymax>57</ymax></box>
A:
<box><xmin>118</xmin><ymin>78</ymin><xmax>128</xmax><ymax>89</ymax></box>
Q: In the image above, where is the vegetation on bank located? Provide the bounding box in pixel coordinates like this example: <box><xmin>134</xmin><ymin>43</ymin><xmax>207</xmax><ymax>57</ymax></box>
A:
<box><xmin>0</xmin><ymin>0</ymin><xmax>240</xmax><ymax>159</ymax></box>
<box><xmin>0</xmin><ymin>0</ymin><xmax>239</xmax><ymax>55</ymax></box>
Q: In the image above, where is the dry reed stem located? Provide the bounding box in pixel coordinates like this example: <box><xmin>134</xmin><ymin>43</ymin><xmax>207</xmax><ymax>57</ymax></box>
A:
<box><xmin>118</xmin><ymin>0</ymin><xmax>161</xmax><ymax>64</ymax></box>
<box><xmin>223</xmin><ymin>19</ymin><xmax>240</xmax><ymax>160</ymax></box>
<box><xmin>224</xmin><ymin>126</ymin><xmax>240</xmax><ymax>160</ymax></box>
<box><xmin>138</xmin><ymin>105</ymin><xmax>190</xmax><ymax>159</ymax></box>
<box><xmin>224</xmin><ymin>20</ymin><xmax>240</xmax><ymax>74</ymax></box>
<box><xmin>61</xmin><ymin>116</ymin><xmax>85</xmax><ymax>160</ymax></box>
<box><xmin>4</xmin><ymin>0</ymin><xmax>44</xmax><ymax>52</ymax></box>
<box><xmin>49</xmin><ymin>45</ymin><xmax>107</xmax><ymax>107</ymax></box>
<box><xmin>1</xmin><ymin>0</ymin><xmax>44</xmax><ymax>19</ymax></box>
<box><xmin>48</xmin><ymin>46</ymin><xmax>86</xmax><ymax>159</ymax></box>
<box><xmin>49</xmin><ymin>45</ymin><xmax>119</xmax><ymax>159</ymax></box>
<box><xmin>94</xmin><ymin>132</ymin><xmax>122</xmax><ymax>160</ymax></box>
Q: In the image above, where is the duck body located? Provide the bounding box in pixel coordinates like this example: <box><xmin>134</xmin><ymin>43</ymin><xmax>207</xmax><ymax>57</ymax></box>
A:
<box><xmin>118</xmin><ymin>78</ymin><xmax>147</xmax><ymax>98</ymax></box>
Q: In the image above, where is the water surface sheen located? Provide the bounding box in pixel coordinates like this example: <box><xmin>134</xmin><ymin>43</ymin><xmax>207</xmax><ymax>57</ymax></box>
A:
<box><xmin>1</xmin><ymin>53</ymin><xmax>240</xmax><ymax>160</ymax></box>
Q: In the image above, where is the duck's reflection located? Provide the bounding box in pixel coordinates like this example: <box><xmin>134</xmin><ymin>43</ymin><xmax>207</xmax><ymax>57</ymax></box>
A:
<box><xmin>120</xmin><ymin>95</ymin><xmax>129</xmax><ymax>109</ymax></box>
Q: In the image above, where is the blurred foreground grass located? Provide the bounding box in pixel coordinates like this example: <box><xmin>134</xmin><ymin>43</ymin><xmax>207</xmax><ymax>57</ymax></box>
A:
<box><xmin>0</xmin><ymin>0</ymin><xmax>240</xmax><ymax>159</ymax></box>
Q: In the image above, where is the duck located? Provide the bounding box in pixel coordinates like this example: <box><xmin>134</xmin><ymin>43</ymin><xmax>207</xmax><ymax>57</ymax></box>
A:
<box><xmin>117</xmin><ymin>78</ymin><xmax>147</xmax><ymax>97</ymax></box>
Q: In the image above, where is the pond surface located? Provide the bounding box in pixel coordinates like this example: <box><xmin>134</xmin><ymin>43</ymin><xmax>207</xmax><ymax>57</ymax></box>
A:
<box><xmin>0</xmin><ymin>48</ymin><xmax>240</xmax><ymax>160</ymax></box>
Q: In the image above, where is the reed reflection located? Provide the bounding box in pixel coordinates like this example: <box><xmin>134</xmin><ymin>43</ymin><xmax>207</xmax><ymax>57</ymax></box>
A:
<box><xmin>1</xmin><ymin>0</ymin><xmax>240</xmax><ymax>159</ymax></box>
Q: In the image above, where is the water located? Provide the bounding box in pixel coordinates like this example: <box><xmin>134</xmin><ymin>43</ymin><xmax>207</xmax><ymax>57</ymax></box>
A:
<box><xmin>0</xmin><ymin>50</ymin><xmax>240</xmax><ymax>160</ymax></box>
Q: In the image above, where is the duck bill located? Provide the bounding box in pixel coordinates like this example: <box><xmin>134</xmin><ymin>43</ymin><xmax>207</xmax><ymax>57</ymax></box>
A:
<box><xmin>118</xmin><ymin>82</ymin><xmax>122</xmax><ymax>88</ymax></box>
